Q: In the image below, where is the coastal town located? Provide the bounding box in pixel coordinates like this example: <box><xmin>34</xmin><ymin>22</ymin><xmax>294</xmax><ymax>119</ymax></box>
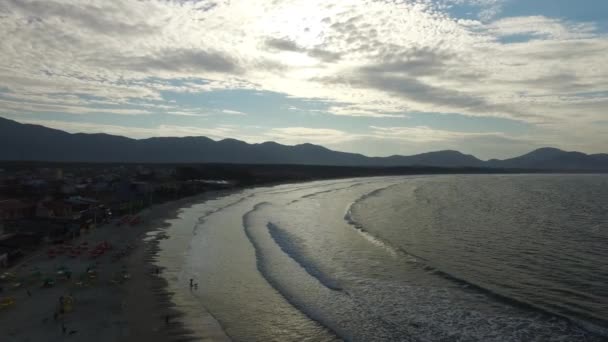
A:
<box><xmin>0</xmin><ymin>160</ymin><xmax>447</xmax><ymax>272</ymax></box>
<box><xmin>0</xmin><ymin>164</ymin><xmax>234</xmax><ymax>270</ymax></box>
<box><xmin>0</xmin><ymin>163</ymin><xmax>240</xmax><ymax>341</ymax></box>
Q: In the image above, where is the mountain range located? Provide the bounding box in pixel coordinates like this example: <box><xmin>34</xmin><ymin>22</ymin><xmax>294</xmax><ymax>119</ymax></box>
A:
<box><xmin>1</xmin><ymin>117</ymin><xmax>607</xmax><ymax>171</ymax></box>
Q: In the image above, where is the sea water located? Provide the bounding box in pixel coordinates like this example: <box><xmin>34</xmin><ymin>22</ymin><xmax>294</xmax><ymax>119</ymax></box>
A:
<box><xmin>157</xmin><ymin>175</ymin><xmax>608</xmax><ymax>341</ymax></box>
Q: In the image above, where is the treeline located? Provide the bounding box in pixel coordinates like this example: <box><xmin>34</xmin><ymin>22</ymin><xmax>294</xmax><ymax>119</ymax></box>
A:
<box><xmin>173</xmin><ymin>163</ymin><xmax>519</xmax><ymax>186</ymax></box>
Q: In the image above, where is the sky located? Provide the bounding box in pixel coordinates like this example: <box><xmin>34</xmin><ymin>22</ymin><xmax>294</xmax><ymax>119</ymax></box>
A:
<box><xmin>1</xmin><ymin>0</ymin><xmax>607</xmax><ymax>160</ymax></box>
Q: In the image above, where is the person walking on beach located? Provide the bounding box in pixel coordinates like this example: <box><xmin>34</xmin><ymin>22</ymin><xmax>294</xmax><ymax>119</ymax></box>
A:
<box><xmin>189</xmin><ymin>278</ymin><xmax>193</xmax><ymax>289</ymax></box>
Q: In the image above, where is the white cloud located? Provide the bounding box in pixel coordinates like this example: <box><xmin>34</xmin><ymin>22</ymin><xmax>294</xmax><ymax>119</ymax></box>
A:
<box><xmin>326</xmin><ymin>104</ymin><xmax>408</xmax><ymax>118</ymax></box>
<box><xmin>0</xmin><ymin>0</ymin><xmax>607</xmax><ymax>154</ymax></box>
<box><xmin>221</xmin><ymin>109</ymin><xmax>247</xmax><ymax>116</ymax></box>
<box><xmin>488</xmin><ymin>16</ymin><xmax>598</xmax><ymax>40</ymax></box>
<box><xmin>0</xmin><ymin>98</ymin><xmax>151</xmax><ymax>115</ymax></box>
<box><xmin>166</xmin><ymin>111</ymin><xmax>208</xmax><ymax>117</ymax></box>
<box><xmin>16</xmin><ymin>119</ymin><xmax>237</xmax><ymax>140</ymax></box>
<box><xmin>369</xmin><ymin>125</ymin><xmax>506</xmax><ymax>143</ymax></box>
<box><xmin>264</xmin><ymin>127</ymin><xmax>356</xmax><ymax>145</ymax></box>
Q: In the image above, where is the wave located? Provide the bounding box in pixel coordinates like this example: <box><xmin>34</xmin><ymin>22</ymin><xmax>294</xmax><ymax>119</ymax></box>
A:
<box><xmin>343</xmin><ymin>183</ymin><xmax>409</xmax><ymax>258</ymax></box>
<box><xmin>242</xmin><ymin>202</ymin><xmax>418</xmax><ymax>342</ymax></box>
<box><xmin>265</xmin><ymin>184</ymin><xmax>324</xmax><ymax>195</ymax></box>
<box><xmin>343</xmin><ymin>208</ymin><xmax>400</xmax><ymax>258</ymax></box>
<box><xmin>301</xmin><ymin>182</ymin><xmax>366</xmax><ymax>199</ymax></box>
<box><xmin>241</xmin><ymin>203</ymin><xmax>345</xmax><ymax>341</ymax></box>
<box><xmin>265</xmin><ymin>179</ymin><xmax>356</xmax><ymax>195</ymax></box>
<box><xmin>197</xmin><ymin>193</ymin><xmax>255</xmax><ymax>226</ymax></box>
<box><xmin>267</xmin><ymin>222</ymin><xmax>343</xmax><ymax>291</ymax></box>
<box><xmin>426</xmin><ymin>267</ymin><xmax>608</xmax><ymax>338</ymax></box>
<box><xmin>344</xmin><ymin>186</ymin><xmax>608</xmax><ymax>339</ymax></box>
<box><xmin>286</xmin><ymin>182</ymin><xmax>369</xmax><ymax>206</ymax></box>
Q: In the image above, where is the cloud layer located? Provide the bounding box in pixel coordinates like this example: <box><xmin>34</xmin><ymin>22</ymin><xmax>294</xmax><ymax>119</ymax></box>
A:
<box><xmin>1</xmin><ymin>0</ymin><xmax>607</xmax><ymax>157</ymax></box>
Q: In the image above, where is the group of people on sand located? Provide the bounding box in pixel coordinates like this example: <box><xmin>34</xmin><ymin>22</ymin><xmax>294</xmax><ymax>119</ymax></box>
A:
<box><xmin>163</xmin><ymin>278</ymin><xmax>199</xmax><ymax>327</ymax></box>
<box><xmin>53</xmin><ymin>294</ymin><xmax>77</xmax><ymax>335</ymax></box>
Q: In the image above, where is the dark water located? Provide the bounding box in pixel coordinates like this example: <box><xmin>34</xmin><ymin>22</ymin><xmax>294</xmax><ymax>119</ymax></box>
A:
<box><xmin>162</xmin><ymin>175</ymin><xmax>608</xmax><ymax>341</ymax></box>
<box><xmin>351</xmin><ymin>175</ymin><xmax>608</xmax><ymax>337</ymax></box>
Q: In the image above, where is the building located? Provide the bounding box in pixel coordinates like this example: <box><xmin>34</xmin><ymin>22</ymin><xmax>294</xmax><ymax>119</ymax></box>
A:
<box><xmin>65</xmin><ymin>196</ymin><xmax>99</xmax><ymax>210</ymax></box>
<box><xmin>36</xmin><ymin>199</ymin><xmax>78</xmax><ymax>220</ymax></box>
<box><xmin>0</xmin><ymin>199</ymin><xmax>34</xmax><ymax>220</ymax></box>
<box><xmin>0</xmin><ymin>233</ymin><xmax>42</xmax><ymax>266</ymax></box>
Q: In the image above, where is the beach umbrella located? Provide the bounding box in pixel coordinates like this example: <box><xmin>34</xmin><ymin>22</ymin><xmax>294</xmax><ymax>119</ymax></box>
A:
<box><xmin>42</xmin><ymin>278</ymin><xmax>55</xmax><ymax>288</ymax></box>
<box><xmin>0</xmin><ymin>297</ymin><xmax>15</xmax><ymax>309</ymax></box>
<box><xmin>0</xmin><ymin>272</ymin><xmax>15</xmax><ymax>281</ymax></box>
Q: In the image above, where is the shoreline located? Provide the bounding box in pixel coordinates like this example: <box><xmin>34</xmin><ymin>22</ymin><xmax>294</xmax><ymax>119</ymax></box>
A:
<box><xmin>120</xmin><ymin>190</ymin><xmax>234</xmax><ymax>341</ymax></box>
<box><xmin>0</xmin><ymin>189</ymin><xmax>235</xmax><ymax>342</ymax></box>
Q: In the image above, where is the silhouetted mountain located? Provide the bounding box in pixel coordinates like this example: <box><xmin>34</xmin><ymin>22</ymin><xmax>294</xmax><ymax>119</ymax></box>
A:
<box><xmin>371</xmin><ymin>150</ymin><xmax>484</xmax><ymax>167</ymax></box>
<box><xmin>486</xmin><ymin>147</ymin><xmax>608</xmax><ymax>170</ymax></box>
<box><xmin>0</xmin><ymin>117</ymin><xmax>606</xmax><ymax>170</ymax></box>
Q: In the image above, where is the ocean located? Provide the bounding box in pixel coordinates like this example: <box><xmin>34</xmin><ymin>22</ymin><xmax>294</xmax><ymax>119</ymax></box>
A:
<box><xmin>154</xmin><ymin>175</ymin><xmax>608</xmax><ymax>341</ymax></box>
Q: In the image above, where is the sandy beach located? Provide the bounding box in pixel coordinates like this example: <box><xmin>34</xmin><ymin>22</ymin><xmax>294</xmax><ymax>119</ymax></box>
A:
<box><xmin>0</xmin><ymin>190</ymin><xmax>230</xmax><ymax>342</ymax></box>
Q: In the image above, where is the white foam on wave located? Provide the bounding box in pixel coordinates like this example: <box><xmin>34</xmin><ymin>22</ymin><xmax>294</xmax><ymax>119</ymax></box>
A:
<box><xmin>344</xmin><ymin>207</ymin><xmax>399</xmax><ymax>258</ymax></box>
<box><xmin>171</xmin><ymin>176</ymin><xmax>608</xmax><ymax>341</ymax></box>
<box><xmin>267</xmin><ymin>222</ymin><xmax>344</xmax><ymax>291</ymax></box>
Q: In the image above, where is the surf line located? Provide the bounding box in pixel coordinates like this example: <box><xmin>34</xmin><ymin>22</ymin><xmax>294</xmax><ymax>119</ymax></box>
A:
<box><xmin>241</xmin><ymin>202</ymin><xmax>346</xmax><ymax>341</ymax></box>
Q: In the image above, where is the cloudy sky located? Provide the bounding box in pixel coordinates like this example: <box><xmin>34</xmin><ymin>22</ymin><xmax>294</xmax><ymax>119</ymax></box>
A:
<box><xmin>1</xmin><ymin>0</ymin><xmax>607</xmax><ymax>159</ymax></box>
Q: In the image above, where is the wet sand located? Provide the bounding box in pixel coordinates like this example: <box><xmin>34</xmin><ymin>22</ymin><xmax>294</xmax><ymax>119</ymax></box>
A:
<box><xmin>0</xmin><ymin>191</ymin><xmax>231</xmax><ymax>342</ymax></box>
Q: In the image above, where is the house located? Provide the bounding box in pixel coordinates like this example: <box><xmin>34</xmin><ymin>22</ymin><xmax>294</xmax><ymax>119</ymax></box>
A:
<box><xmin>69</xmin><ymin>196</ymin><xmax>107</xmax><ymax>221</ymax></box>
<box><xmin>22</xmin><ymin>179</ymin><xmax>49</xmax><ymax>196</ymax></box>
<box><xmin>109</xmin><ymin>181</ymin><xmax>148</xmax><ymax>215</ymax></box>
<box><xmin>136</xmin><ymin>166</ymin><xmax>153</xmax><ymax>178</ymax></box>
<box><xmin>131</xmin><ymin>181</ymin><xmax>153</xmax><ymax>194</ymax></box>
<box><xmin>60</xmin><ymin>183</ymin><xmax>77</xmax><ymax>195</ymax></box>
<box><xmin>100</xmin><ymin>173</ymin><xmax>120</xmax><ymax>183</ymax></box>
<box><xmin>0</xmin><ymin>233</ymin><xmax>42</xmax><ymax>265</ymax></box>
<box><xmin>36</xmin><ymin>200</ymin><xmax>79</xmax><ymax>220</ymax></box>
<box><xmin>65</xmin><ymin>196</ymin><xmax>99</xmax><ymax>210</ymax></box>
<box><xmin>155</xmin><ymin>167</ymin><xmax>176</xmax><ymax>181</ymax></box>
<box><xmin>55</xmin><ymin>168</ymin><xmax>63</xmax><ymax>181</ymax></box>
<box><xmin>92</xmin><ymin>182</ymin><xmax>110</xmax><ymax>192</ymax></box>
<box><xmin>24</xmin><ymin>179</ymin><xmax>47</xmax><ymax>188</ymax></box>
<box><xmin>0</xmin><ymin>199</ymin><xmax>34</xmax><ymax>220</ymax></box>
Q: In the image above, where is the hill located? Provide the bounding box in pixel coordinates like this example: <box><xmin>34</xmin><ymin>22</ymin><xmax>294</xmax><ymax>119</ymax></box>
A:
<box><xmin>0</xmin><ymin>117</ymin><xmax>606</xmax><ymax>171</ymax></box>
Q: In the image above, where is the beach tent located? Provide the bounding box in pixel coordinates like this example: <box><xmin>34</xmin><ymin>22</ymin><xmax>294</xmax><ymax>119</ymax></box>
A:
<box><xmin>56</xmin><ymin>266</ymin><xmax>70</xmax><ymax>277</ymax></box>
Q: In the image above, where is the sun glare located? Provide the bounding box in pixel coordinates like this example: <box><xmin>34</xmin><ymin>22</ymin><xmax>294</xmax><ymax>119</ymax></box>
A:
<box><xmin>257</xmin><ymin>0</ymin><xmax>337</xmax><ymax>47</ymax></box>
